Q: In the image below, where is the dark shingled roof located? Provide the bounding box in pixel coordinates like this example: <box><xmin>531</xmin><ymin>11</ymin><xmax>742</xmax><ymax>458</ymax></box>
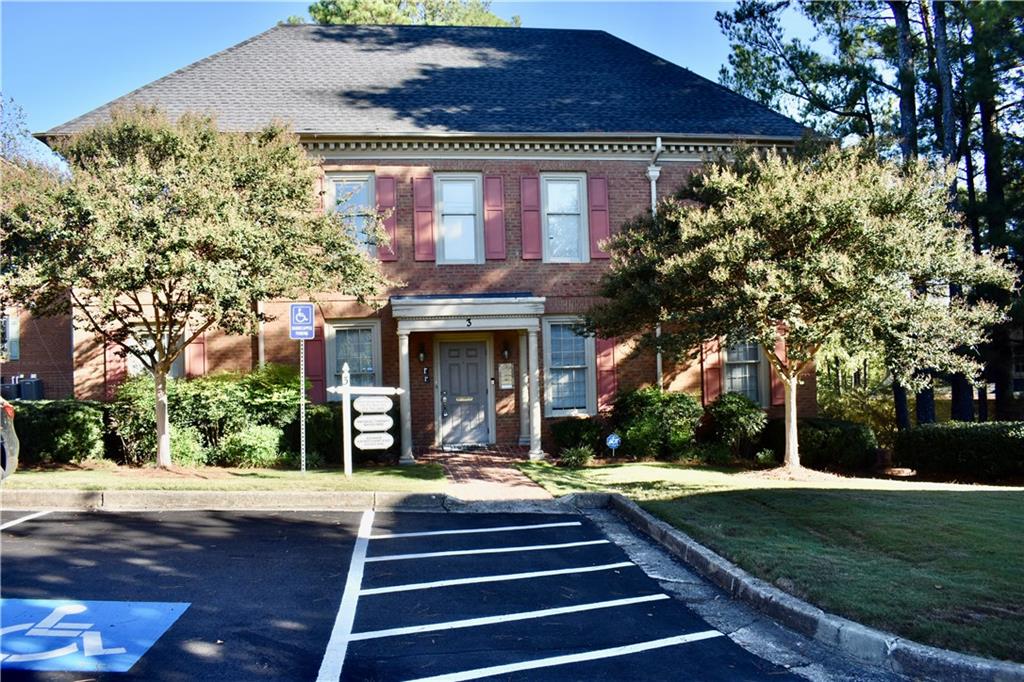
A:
<box><xmin>46</xmin><ymin>24</ymin><xmax>805</xmax><ymax>139</ymax></box>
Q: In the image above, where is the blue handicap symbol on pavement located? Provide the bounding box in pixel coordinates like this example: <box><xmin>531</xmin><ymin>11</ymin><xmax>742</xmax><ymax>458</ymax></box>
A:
<box><xmin>0</xmin><ymin>599</ymin><xmax>189</xmax><ymax>672</ymax></box>
<box><xmin>289</xmin><ymin>302</ymin><xmax>315</xmax><ymax>340</ymax></box>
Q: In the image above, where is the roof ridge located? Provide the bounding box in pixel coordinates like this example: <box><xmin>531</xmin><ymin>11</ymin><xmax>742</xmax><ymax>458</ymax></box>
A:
<box><xmin>44</xmin><ymin>23</ymin><xmax>286</xmax><ymax>135</ymax></box>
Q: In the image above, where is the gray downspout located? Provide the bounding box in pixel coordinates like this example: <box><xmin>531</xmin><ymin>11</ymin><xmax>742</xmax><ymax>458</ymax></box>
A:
<box><xmin>647</xmin><ymin>137</ymin><xmax>664</xmax><ymax>388</ymax></box>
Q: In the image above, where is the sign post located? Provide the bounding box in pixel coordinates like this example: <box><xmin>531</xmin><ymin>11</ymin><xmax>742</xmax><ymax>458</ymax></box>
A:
<box><xmin>289</xmin><ymin>303</ymin><xmax>315</xmax><ymax>473</ymax></box>
<box><xmin>328</xmin><ymin>363</ymin><xmax>404</xmax><ymax>478</ymax></box>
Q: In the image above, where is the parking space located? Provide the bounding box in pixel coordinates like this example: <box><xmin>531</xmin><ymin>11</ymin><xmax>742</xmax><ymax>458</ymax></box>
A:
<box><xmin>1</xmin><ymin>510</ymin><xmax>798</xmax><ymax>680</ymax></box>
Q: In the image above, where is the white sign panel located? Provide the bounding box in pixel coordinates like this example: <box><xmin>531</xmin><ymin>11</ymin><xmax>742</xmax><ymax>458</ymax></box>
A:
<box><xmin>353</xmin><ymin>395</ymin><xmax>393</xmax><ymax>414</ymax></box>
<box><xmin>354</xmin><ymin>432</ymin><xmax>395</xmax><ymax>451</ymax></box>
<box><xmin>354</xmin><ymin>414</ymin><xmax>393</xmax><ymax>432</ymax></box>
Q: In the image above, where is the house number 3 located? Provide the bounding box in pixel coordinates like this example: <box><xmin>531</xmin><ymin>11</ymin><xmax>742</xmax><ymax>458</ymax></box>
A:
<box><xmin>466</xmin><ymin>318</ymin><xmax>472</xmax><ymax>327</ymax></box>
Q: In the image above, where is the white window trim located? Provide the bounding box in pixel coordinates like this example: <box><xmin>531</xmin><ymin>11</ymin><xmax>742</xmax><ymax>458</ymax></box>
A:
<box><xmin>125</xmin><ymin>326</ymin><xmax>185</xmax><ymax>379</ymax></box>
<box><xmin>543</xmin><ymin>316</ymin><xmax>597</xmax><ymax>417</ymax></box>
<box><xmin>723</xmin><ymin>342</ymin><xmax>770</xmax><ymax>407</ymax></box>
<box><xmin>325</xmin><ymin>319</ymin><xmax>382</xmax><ymax>399</ymax></box>
<box><xmin>327</xmin><ymin>172</ymin><xmax>377</xmax><ymax>257</ymax></box>
<box><xmin>2</xmin><ymin>308</ymin><xmax>19</xmax><ymax>361</ymax></box>
<box><xmin>434</xmin><ymin>173</ymin><xmax>484</xmax><ymax>265</ymax></box>
<box><xmin>541</xmin><ymin>172</ymin><xmax>590</xmax><ymax>264</ymax></box>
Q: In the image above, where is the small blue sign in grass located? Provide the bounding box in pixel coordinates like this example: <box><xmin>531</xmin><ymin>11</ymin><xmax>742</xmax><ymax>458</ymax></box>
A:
<box><xmin>0</xmin><ymin>599</ymin><xmax>189</xmax><ymax>672</ymax></box>
<box><xmin>606</xmin><ymin>433</ymin><xmax>621</xmax><ymax>452</ymax></box>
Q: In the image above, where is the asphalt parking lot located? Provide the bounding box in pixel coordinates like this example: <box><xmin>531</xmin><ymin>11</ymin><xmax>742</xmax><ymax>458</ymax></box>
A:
<box><xmin>1</xmin><ymin>509</ymin><xmax>799</xmax><ymax>681</ymax></box>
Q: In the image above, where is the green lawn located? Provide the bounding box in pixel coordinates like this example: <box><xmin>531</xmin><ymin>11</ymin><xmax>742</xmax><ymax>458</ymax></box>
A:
<box><xmin>3</xmin><ymin>463</ymin><xmax>448</xmax><ymax>493</ymax></box>
<box><xmin>518</xmin><ymin>461</ymin><xmax>1024</xmax><ymax>663</ymax></box>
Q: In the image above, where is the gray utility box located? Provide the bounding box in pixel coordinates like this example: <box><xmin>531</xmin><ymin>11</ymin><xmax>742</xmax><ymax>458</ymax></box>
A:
<box><xmin>17</xmin><ymin>378</ymin><xmax>43</xmax><ymax>400</ymax></box>
<box><xmin>0</xmin><ymin>383</ymin><xmax>19</xmax><ymax>400</ymax></box>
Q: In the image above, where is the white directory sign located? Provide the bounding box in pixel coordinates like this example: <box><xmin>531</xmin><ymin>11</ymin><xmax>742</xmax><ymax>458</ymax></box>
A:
<box><xmin>354</xmin><ymin>432</ymin><xmax>395</xmax><ymax>451</ymax></box>
<box><xmin>353</xmin><ymin>396</ymin><xmax>393</xmax><ymax>414</ymax></box>
<box><xmin>354</xmin><ymin>414</ymin><xmax>393</xmax><ymax>432</ymax></box>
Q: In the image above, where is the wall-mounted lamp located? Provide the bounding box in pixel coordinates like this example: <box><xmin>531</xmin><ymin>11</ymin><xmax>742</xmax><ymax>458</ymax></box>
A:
<box><xmin>417</xmin><ymin>343</ymin><xmax>426</xmax><ymax>363</ymax></box>
<box><xmin>501</xmin><ymin>342</ymin><xmax>511</xmax><ymax>361</ymax></box>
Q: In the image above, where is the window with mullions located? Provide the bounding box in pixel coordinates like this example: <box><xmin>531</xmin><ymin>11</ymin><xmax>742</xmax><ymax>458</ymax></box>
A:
<box><xmin>435</xmin><ymin>174</ymin><xmax>483</xmax><ymax>264</ymax></box>
<box><xmin>541</xmin><ymin>174</ymin><xmax>589</xmax><ymax>263</ymax></box>
<box><xmin>327</xmin><ymin>320</ymin><xmax>381</xmax><ymax>396</ymax></box>
<box><xmin>724</xmin><ymin>342</ymin><xmax>762</xmax><ymax>404</ymax></box>
<box><xmin>330</xmin><ymin>173</ymin><xmax>376</xmax><ymax>256</ymax></box>
<box><xmin>544</xmin><ymin>318</ymin><xmax>597</xmax><ymax>416</ymax></box>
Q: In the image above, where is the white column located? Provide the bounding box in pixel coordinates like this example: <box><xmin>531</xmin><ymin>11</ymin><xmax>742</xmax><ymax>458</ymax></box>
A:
<box><xmin>527</xmin><ymin>328</ymin><xmax>544</xmax><ymax>460</ymax></box>
<box><xmin>398</xmin><ymin>331</ymin><xmax>415</xmax><ymax>465</ymax></box>
<box><xmin>518</xmin><ymin>331</ymin><xmax>530</xmax><ymax>445</ymax></box>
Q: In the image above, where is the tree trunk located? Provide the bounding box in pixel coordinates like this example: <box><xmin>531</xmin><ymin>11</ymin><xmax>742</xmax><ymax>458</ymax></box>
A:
<box><xmin>783</xmin><ymin>376</ymin><xmax>800</xmax><ymax>470</ymax></box>
<box><xmin>889</xmin><ymin>1</ymin><xmax>919</xmax><ymax>160</ymax></box>
<box><xmin>155</xmin><ymin>370</ymin><xmax>172</xmax><ymax>468</ymax></box>
<box><xmin>915</xmin><ymin>387</ymin><xmax>935</xmax><ymax>424</ymax></box>
<box><xmin>893</xmin><ymin>382</ymin><xmax>911</xmax><ymax>430</ymax></box>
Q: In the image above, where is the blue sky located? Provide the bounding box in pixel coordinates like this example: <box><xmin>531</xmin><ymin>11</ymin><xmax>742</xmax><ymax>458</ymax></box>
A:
<box><xmin>1</xmin><ymin>1</ymin><xmax>792</xmax><ymax>136</ymax></box>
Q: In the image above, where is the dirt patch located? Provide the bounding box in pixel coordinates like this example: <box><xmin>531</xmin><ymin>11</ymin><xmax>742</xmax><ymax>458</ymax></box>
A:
<box><xmin>745</xmin><ymin>466</ymin><xmax>850</xmax><ymax>483</ymax></box>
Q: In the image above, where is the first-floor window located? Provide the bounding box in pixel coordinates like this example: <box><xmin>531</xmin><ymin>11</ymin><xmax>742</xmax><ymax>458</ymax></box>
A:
<box><xmin>327</xmin><ymin>320</ymin><xmax>381</xmax><ymax>396</ymax></box>
<box><xmin>1</xmin><ymin>309</ymin><xmax>19</xmax><ymax>361</ymax></box>
<box><xmin>723</xmin><ymin>341</ymin><xmax>763</xmax><ymax>404</ymax></box>
<box><xmin>544</xmin><ymin>318</ymin><xmax>597</xmax><ymax>416</ymax></box>
<box><xmin>125</xmin><ymin>329</ymin><xmax>185</xmax><ymax>378</ymax></box>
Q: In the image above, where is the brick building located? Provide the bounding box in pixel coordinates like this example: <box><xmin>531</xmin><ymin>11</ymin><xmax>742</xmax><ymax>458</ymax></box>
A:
<box><xmin>37</xmin><ymin>24</ymin><xmax>816</xmax><ymax>460</ymax></box>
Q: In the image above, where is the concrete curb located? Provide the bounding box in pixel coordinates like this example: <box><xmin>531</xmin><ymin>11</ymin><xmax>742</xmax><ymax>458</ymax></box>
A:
<box><xmin>574</xmin><ymin>492</ymin><xmax>1024</xmax><ymax>682</ymax></box>
<box><xmin>0</xmin><ymin>488</ymin><xmax>449</xmax><ymax>512</ymax></box>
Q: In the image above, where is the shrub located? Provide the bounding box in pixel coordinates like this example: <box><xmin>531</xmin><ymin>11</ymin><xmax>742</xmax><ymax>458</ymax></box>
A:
<box><xmin>702</xmin><ymin>393</ymin><xmax>767</xmax><ymax>457</ymax></box>
<box><xmin>819</xmin><ymin>388</ymin><xmax>897</xmax><ymax>450</ymax></box>
<box><xmin>550</xmin><ymin>417</ymin><xmax>604</xmax><ymax>453</ymax></box>
<box><xmin>283</xmin><ymin>404</ymin><xmax>342</xmax><ymax>467</ymax></box>
<box><xmin>109</xmin><ymin>375</ymin><xmax>158</xmax><ymax>464</ymax></box>
<box><xmin>559</xmin><ymin>445</ymin><xmax>594</xmax><ymax>469</ymax></box>
<box><xmin>239</xmin><ymin>363</ymin><xmax>300</xmax><ymax>428</ymax></box>
<box><xmin>215</xmin><ymin>425</ymin><xmax>284</xmax><ymax>468</ymax></box>
<box><xmin>10</xmin><ymin>400</ymin><xmax>106</xmax><ymax>465</ymax></box>
<box><xmin>613</xmin><ymin>387</ymin><xmax>703</xmax><ymax>459</ymax></box>
<box><xmin>893</xmin><ymin>422</ymin><xmax>1024</xmax><ymax>481</ymax></box>
<box><xmin>760</xmin><ymin>417</ymin><xmax>878</xmax><ymax>471</ymax></box>
<box><xmin>171</xmin><ymin>373</ymin><xmax>247</xmax><ymax>449</ymax></box>
<box><xmin>171</xmin><ymin>426</ymin><xmax>208</xmax><ymax>467</ymax></box>
<box><xmin>754</xmin><ymin>448</ymin><xmax>778</xmax><ymax>468</ymax></box>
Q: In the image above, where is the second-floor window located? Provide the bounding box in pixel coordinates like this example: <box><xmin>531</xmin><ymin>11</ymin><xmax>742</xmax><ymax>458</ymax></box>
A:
<box><xmin>331</xmin><ymin>173</ymin><xmax>376</xmax><ymax>256</ymax></box>
<box><xmin>435</xmin><ymin>174</ymin><xmax>483</xmax><ymax>264</ymax></box>
<box><xmin>541</xmin><ymin>173</ymin><xmax>589</xmax><ymax>264</ymax></box>
<box><xmin>724</xmin><ymin>341</ymin><xmax>764</xmax><ymax>405</ymax></box>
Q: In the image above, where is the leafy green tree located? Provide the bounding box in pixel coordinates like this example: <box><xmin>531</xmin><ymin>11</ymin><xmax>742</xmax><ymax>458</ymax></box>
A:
<box><xmin>585</xmin><ymin>147</ymin><xmax>1013</xmax><ymax>469</ymax></box>
<box><xmin>1</xmin><ymin>108</ymin><xmax>392</xmax><ymax>468</ymax></box>
<box><xmin>306</xmin><ymin>0</ymin><xmax>520</xmax><ymax>26</ymax></box>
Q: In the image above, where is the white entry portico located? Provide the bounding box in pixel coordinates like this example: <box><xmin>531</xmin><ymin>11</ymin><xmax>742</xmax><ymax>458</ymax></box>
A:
<box><xmin>391</xmin><ymin>294</ymin><xmax>547</xmax><ymax>463</ymax></box>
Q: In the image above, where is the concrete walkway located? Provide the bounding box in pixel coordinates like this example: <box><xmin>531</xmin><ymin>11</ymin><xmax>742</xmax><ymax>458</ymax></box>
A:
<box><xmin>418</xmin><ymin>448</ymin><xmax>553</xmax><ymax>501</ymax></box>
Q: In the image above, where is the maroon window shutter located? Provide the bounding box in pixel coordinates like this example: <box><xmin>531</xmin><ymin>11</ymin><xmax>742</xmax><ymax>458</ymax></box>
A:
<box><xmin>596</xmin><ymin>337</ymin><xmax>618</xmax><ymax>412</ymax></box>
<box><xmin>770</xmin><ymin>335</ymin><xmax>786</xmax><ymax>406</ymax></box>
<box><xmin>376</xmin><ymin>175</ymin><xmax>399</xmax><ymax>261</ymax></box>
<box><xmin>483</xmin><ymin>175</ymin><xmax>506</xmax><ymax>260</ymax></box>
<box><xmin>186</xmin><ymin>332</ymin><xmax>207</xmax><ymax>378</ymax></box>
<box><xmin>520</xmin><ymin>176</ymin><xmax>542</xmax><ymax>260</ymax></box>
<box><xmin>104</xmin><ymin>340</ymin><xmax>127</xmax><ymax>400</ymax></box>
<box><xmin>306</xmin><ymin>321</ymin><xmax>326</xmax><ymax>403</ymax></box>
<box><xmin>412</xmin><ymin>175</ymin><xmax>435</xmax><ymax>261</ymax></box>
<box><xmin>702</xmin><ymin>339</ymin><xmax>723</xmax><ymax>405</ymax></box>
<box><xmin>588</xmin><ymin>176</ymin><xmax>611</xmax><ymax>259</ymax></box>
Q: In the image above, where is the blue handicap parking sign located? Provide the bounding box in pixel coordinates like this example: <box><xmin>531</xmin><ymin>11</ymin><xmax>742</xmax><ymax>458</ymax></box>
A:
<box><xmin>289</xmin><ymin>302</ymin><xmax>315</xmax><ymax>340</ymax></box>
<box><xmin>0</xmin><ymin>599</ymin><xmax>189</xmax><ymax>672</ymax></box>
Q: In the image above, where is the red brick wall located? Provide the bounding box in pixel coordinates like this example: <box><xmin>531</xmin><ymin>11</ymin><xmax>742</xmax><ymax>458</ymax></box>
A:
<box><xmin>1</xmin><ymin>311</ymin><xmax>74</xmax><ymax>399</ymax></box>
<box><xmin>68</xmin><ymin>155</ymin><xmax>818</xmax><ymax>449</ymax></box>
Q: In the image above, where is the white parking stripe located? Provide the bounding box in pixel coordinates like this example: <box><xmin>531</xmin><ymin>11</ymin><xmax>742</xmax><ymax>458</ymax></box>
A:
<box><xmin>369</xmin><ymin>521</ymin><xmax>582</xmax><ymax>539</ymax></box>
<box><xmin>0</xmin><ymin>510</ymin><xmax>52</xmax><ymax>531</ymax></box>
<box><xmin>359</xmin><ymin>561</ymin><xmax>635</xmax><ymax>596</ymax></box>
<box><xmin>349</xmin><ymin>594</ymin><xmax>671</xmax><ymax>641</ymax></box>
<box><xmin>405</xmin><ymin>630</ymin><xmax>725</xmax><ymax>682</ymax></box>
<box><xmin>364</xmin><ymin>539</ymin><xmax>609</xmax><ymax>563</ymax></box>
<box><xmin>316</xmin><ymin>509</ymin><xmax>374</xmax><ymax>682</ymax></box>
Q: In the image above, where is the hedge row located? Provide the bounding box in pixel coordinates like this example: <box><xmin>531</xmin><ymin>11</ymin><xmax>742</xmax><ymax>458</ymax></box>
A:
<box><xmin>893</xmin><ymin>422</ymin><xmax>1024</xmax><ymax>480</ymax></box>
<box><xmin>9</xmin><ymin>400</ymin><xmax>107</xmax><ymax>466</ymax></box>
